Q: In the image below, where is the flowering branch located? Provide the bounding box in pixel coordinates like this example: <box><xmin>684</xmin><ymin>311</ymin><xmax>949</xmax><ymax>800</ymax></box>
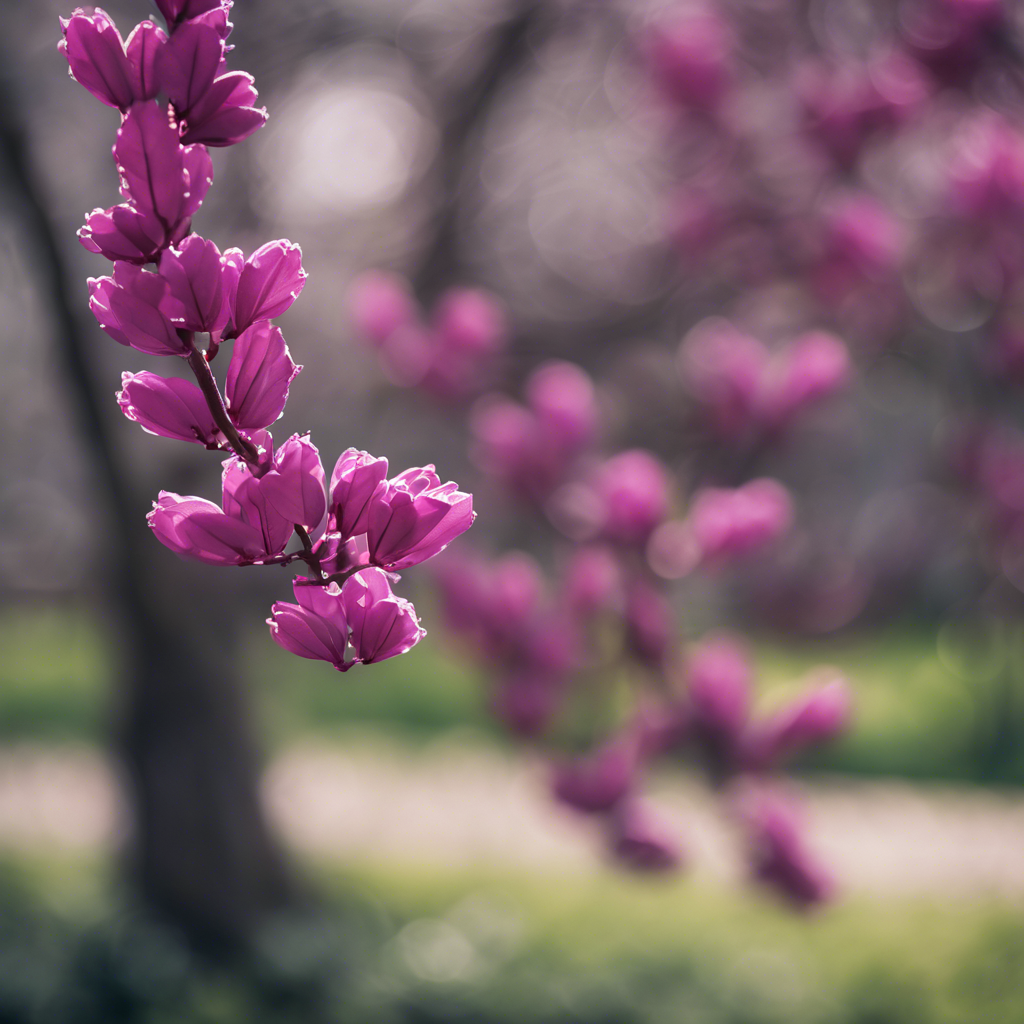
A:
<box><xmin>61</xmin><ymin>0</ymin><xmax>476</xmax><ymax>673</ymax></box>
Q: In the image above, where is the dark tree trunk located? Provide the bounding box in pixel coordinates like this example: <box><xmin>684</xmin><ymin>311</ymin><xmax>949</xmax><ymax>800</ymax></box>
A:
<box><xmin>0</xmin><ymin>68</ymin><xmax>295</xmax><ymax>957</ymax></box>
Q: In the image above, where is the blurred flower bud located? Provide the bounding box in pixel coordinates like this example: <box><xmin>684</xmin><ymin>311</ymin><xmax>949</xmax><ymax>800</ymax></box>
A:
<box><xmin>686</xmin><ymin>635</ymin><xmax>752</xmax><ymax>751</ymax></box>
<box><xmin>948</xmin><ymin>114</ymin><xmax>1024</xmax><ymax>222</ymax></box>
<box><xmin>431</xmin><ymin>550</ymin><xmax>490</xmax><ymax>634</ymax></box>
<box><xmin>349</xmin><ymin>270</ymin><xmax>418</xmax><ymax>348</ymax></box>
<box><xmin>690</xmin><ymin>479</ymin><xmax>793</xmax><ymax>564</ymax></box>
<box><xmin>432</xmin><ymin>288</ymin><xmax>507</xmax><ymax>357</ymax></box>
<box><xmin>744</xmin><ymin>673</ymin><xmax>851</xmax><ymax>768</ymax></box>
<box><xmin>552</xmin><ymin>739</ymin><xmax>637</xmax><ymax>813</ymax></box>
<box><xmin>738</xmin><ymin>786</ymin><xmax>834</xmax><ymax>907</ymax></box>
<box><xmin>471</xmin><ymin>396</ymin><xmax>570</xmax><ymax>501</ymax></box>
<box><xmin>594</xmin><ymin>450</ymin><xmax>672</xmax><ymax>546</ymax></box>
<box><xmin>561</xmin><ymin>545</ymin><xmax>622</xmax><ymax>619</ymax></box>
<box><xmin>633</xmin><ymin>701</ymin><xmax>691</xmax><ymax>757</ymax></box>
<box><xmin>644</xmin><ymin>9</ymin><xmax>732</xmax><ymax>114</ymax></box>
<box><xmin>491</xmin><ymin>670</ymin><xmax>561</xmax><ymax>737</ymax></box>
<box><xmin>679</xmin><ymin>319</ymin><xmax>767</xmax><ymax>439</ymax></box>
<box><xmin>624</xmin><ymin>579</ymin><xmax>673</xmax><ymax>668</ymax></box>
<box><xmin>526</xmin><ymin>361</ymin><xmax>598</xmax><ymax>455</ymax></box>
<box><xmin>820</xmin><ymin>194</ymin><xmax>902</xmax><ymax>284</ymax></box>
<box><xmin>760</xmin><ymin>332</ymin><xmax>852</xmax><ymax>430</ymax></box>
<box><xmin>609</xmin><ymin>800</ymin><xmax>682</xmax><ymax>872</ymax></box>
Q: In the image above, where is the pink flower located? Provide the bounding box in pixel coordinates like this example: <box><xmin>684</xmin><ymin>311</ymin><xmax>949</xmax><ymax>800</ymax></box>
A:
<box><xmin>609</xmin><ymin>800</ymin><xmax>682</xmax><ymax>872</ymax></box>
<box><xmin>524</xmin><ymin>361</ymin><xmax>598</xmax><ymax>454</ymax></box>
<box><xmin>686</xmin><ymin>635</ymin><xmax>752</xmax><ymax>753</ymax></box>
<box><xmin>117</xmin><ymin>370</ymin><xmax>220</xmax><ymax>446</ymax></box>
<box><xmin>339</xmin><ymin>568</ymin><xmax>426</xmax><ymax>664</ymax></box>
<box><xmin>229</xmin><ymin>240</ymin><xmax>307</xmax><ymax>336</ymax></box>
<box><xmin>744</xmin><ymin>674</ymin><xmax>851</xmax><ymax>769</ymax></box>
<box><xmin>739</xmin><ymin>787</ymin><xmax>833</xmax><ymax>907</ymax></box>
<box><xmin>552</xmin><ymin>739</ymin><xmax>637</xmax><ymax>813</ymax></box>
<box><xmin>328</xmin><ymin>449</ymin><xmax>391</xmax><ymax>540</ymax></box>
<box><xmin>644</xmin><ymin>9</ymin><xmax>732</xmax><ymax>114</ymax></box>
<box><xmin>59</xmin><ymin>7</ymin><xmax>136</xmax><ymax>112</ymax></box>
<box><xmin>158</xmin><ymin>234</ymin><xmax>231</xmax><ymax>334</ymax></box>
<box><xmin>679</xmin><ymin>319</ymin><xmax>767</xmax><ymax>439</ymax></box>
<box><xmin>88</xmin><ymin>263</ymin><xmax>189</xmax><ymax>357</ymax></box>
<box><xmin>268</xmin><ymin>579</ymin><xmax>350</xmax><ymax>670</ymax></box>
<box><xmin>594</xmin><ymin>450</ymin><xmax>672</xmax><ymax>546</ymax></box>
<box><xmin>760</xmin><ymin>332</ymin><xmax>851</xmax><ymax>431</ymax></box>
<box><xmin>366</xmin><ymin>465</ymin><xmax>475</xmax><ymax>570</ymax></box>
<box><xmin>150</xmin><ymin>434</ymin><xmax>325</xmax><ymax>565</ymax></box>
<box><xmin>560</xmin><ymin>545</ymin><xmax>621</xmax><ymax>620</ymax></box>
<box><xmin>79</xmin><ymin>104</ymin><xmax>212</xmax><ymax>263</ymax></box>
<box><xmin>624</xmin><ymin>579</ymin><xmax>673</xmax><ymax>668</ymax></box>
<box><xmin>224</xmin><ymin>322</ymin><xmax>302</xmax><ymax>430</ymax></box>
<box><xmin>349</xmin><ymin>271</ymin><xmax>418</xmax><ymax>347</ymax></box>
<box><xmin>689</xmin><ymin>479</ymin><xmax>793</xmax><ymax>564</ymax></box>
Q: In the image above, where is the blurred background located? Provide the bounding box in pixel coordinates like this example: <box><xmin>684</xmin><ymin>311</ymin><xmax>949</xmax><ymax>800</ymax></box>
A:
<box><xmin>3</xmin><ymin>0</ymin><xmax>1024</xmax><ymax>1019</ymax></box>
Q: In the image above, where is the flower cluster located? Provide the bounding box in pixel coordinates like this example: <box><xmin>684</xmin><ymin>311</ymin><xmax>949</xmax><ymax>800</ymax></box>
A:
<box><xmin>417</xmin><ymin>350</ymin><xmax>845</xmax><ymax>904</ymax></box>
<box><xmin>62</xmin><ymin>2</ymin><xmax>474</xmax><ymax>671</ymax></box>
<box><xmin>350</xmin><ymin>271</ymin><xmax>507</xmax><ymax>401</ymax></box>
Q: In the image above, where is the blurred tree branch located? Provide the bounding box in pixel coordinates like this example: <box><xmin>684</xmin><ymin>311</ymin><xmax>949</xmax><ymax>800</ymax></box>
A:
<box><xmin>0</xmin><ymin>67</ymin><xmax>295</xmax><ymax>957</ymax></box>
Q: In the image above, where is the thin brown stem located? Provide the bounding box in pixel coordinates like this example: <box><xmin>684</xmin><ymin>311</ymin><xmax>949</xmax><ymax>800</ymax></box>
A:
<box><xmin>186</xmin><ymin>339</ymin><xmax>260</xmax><ymax>464</ymax></box>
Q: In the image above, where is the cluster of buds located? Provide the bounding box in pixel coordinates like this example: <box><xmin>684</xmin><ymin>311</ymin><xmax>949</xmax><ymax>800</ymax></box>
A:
<box><xmin>417</xmin><ymin>346</ymin><xmax>846</xmax><ymax>903</ymax></box>
<box><xmin>635</xmin><ymin>0</ymin><xmax>1024</xmax><ymax>613</ymax></box>
<box><xmin>349</xmin><ymin>271</ymin><xmax>507</xmax><ymax>401</ymax></box>
<box><xmin>62</xmin><ymin>2</ymin><xmax>474</xmax><ymax>670</ymax></box>
<box><xmin>679</xmin><ymin>320</ymin><xmax>852</xmax><ymax>443</ymax></box>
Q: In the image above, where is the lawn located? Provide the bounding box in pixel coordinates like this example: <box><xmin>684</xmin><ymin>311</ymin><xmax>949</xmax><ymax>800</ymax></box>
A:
<box><xmin>1</xmin><ymin>850</ymin><xmax>1023</xmax><ymax>1023</ymax></box>
<box><xmin>1</xmin><ymin>601</ymin><xmax>1020</xmax><ymax>783</ymax></box>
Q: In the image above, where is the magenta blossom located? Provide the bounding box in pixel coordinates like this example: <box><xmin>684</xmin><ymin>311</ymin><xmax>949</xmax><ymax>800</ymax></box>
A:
<box><xmin>744</xmin><ymin>674</ymin><xmax>851</xmax><ymax>769</ymax></box>
<box><xmin>339</xmin><ymin>568</ymin><xmax>426</xmax><ymax>665</ymax></box>
<box><xmin>594</xmin><ymin>450</ymin><xmax>672</xmax><ymax>547</ymax></box>
<box><xmin>686</xmin><ymin>635</ymin><xmax>752</xmax><ymax>755</ymax></box>
<box><xmin>760</xmin><ymin>332</ymin><xmax>852</xmax><ymax>431</ymax></box>
<box><xmin>88</xmin><ymin>263</ymin><xmax>189</xmax><ymax>357</ymax></box>
<box><xmin>349</xmin><ymin>271</ymin><xmax>417</xmax><ymax>346</ymax></box>
<box><xmin>269</xmin><ymin>570</ymin><xmax>424</xmax><ymax>670</ymax></box>
<box><xmin>224</xmin><ymin>322</ymin><xmax>302</xmax><ymax>430</ymax></box>
<box><xmin>117</xmin><ymin>371</ymin><xmax>220</xmax><ymax>446</ymax></box>
<box><xmin>60</xmin><ymin>8</ymin><xmax>141</xmax><ymax>112</ymax></box>
<box><xmin>524</xmin><ymin>361</ymin><xmax>598</xmax><ymax>454</ymax></box>
<box><xmin>561</xmin><ymin>545</ymin><xmax>622</xmax><ymax>620</ymax></box>
<box><xmin>679</xmin><ymin>319</ymin><xmax>767</xmax><ymax>439</ymax></box>
<box><xmin>154</xmin><ymin>0</ymin><xmax>231</xmax><ymax>29</ymax></box>
<box><xmin>609</xmin><ymin>800</ymin><xmax>682</xmax><ymax>872</ymax></box>
<box><xmin>624</xmin><ymin>579</ymin><xmax>673</xmax><ymax>668</ymax></box>
<box><xmin>328</xmin><ymin>449</ymin><xmax>391</xmax><ymax>540</ymax></box>
<box><xmin>739</xmin><ymin>787</ymin><xmax>833</xmax><ymax>907</ymax></box>
<box><xmin>552</xmin><ymin>739</ymin><xmax>637</xmax><ymax>814</ymax></box>
<box><xmin>158</xmin><ymin>234</ymin><xmax>231</xmax><ymax>334</ymax></box>
<box><xmin>644</xmin><ymin>8</ymin><xmax>732</xmax><ymax>115</ymax></box>
<box><xmin>79</xmin><ymin>103</ymin><xmax>212</xmax><ymax>263</ymax></box>
<box><xmin>228</xmin><ymin>240</ymin><xmax>307</xmax><ymax>336</ymax></box>
<box><xmin>365</xmin><ymin>465</ymin><xmax>475</xmax><ymax>570</ymax></box>
<box><xmin>268</xmin><ymin>579</ymin><xmax>351</xmax><ymax>670</ymax></box>
<box><xmin>689</xmin><ymin>479</ymin><xmax>792</xmax><ymax>564</ymax></box>
<box><xmin>150</xmin><ymin>434</ymin><xmax>325</xmax><ymax>565</ymax></box>
<box><xmin>180</xmin><ymin>70</ymin><xmax>267</xmax><ymax>147</ymax></box>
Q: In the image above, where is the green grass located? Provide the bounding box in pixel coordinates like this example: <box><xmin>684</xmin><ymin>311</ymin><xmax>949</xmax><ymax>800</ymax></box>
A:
<box><xmin>1</xmin><ymin>849</ymin><xmax>1023</xmax><ymax>1023</ymax></box>
<box><xmin>0</xmin><ymin>604</ymin><xmax>113</xmax><ymax>742</ymax></box>
<box><xmin>2</xmin><ymin>601</ymin><xmax>1024</xmax><ymax>782</ymax></box>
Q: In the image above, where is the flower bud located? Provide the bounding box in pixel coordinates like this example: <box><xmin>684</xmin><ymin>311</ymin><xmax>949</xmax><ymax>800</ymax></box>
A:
<box><xmin>595</xmin><ymin>450</ymin><xmax>672</xmax><ymax>546</ymax></box>
<box><xmin>117</xmin><ymin>370</ymin><xmax>219</xmax><ymax>445</ymax></box>
<box><xmin>689</xmin><ymin>479</ymin><xmax>792</xmax><ymax>564</ymax></box>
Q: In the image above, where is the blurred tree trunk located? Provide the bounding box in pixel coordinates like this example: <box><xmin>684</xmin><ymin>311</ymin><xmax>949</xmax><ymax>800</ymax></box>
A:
<box><xmin>0</xmin><ymin>73</ymin><xmax>295</xmax><ymax>957</ymax></box>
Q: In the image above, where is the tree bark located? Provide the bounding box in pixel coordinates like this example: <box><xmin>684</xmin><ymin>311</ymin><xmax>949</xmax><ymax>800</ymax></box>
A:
<box><xmin>0</xmin><ymin>69</ymin><xmax>294</xmax><ymax>957</ymax></box>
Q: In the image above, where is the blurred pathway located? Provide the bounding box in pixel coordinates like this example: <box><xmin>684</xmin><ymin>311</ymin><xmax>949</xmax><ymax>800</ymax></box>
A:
<box><xmin>2</xmin><ymin>739</ymin><xmax>1024</xmax><ymax>897</ymax></box>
